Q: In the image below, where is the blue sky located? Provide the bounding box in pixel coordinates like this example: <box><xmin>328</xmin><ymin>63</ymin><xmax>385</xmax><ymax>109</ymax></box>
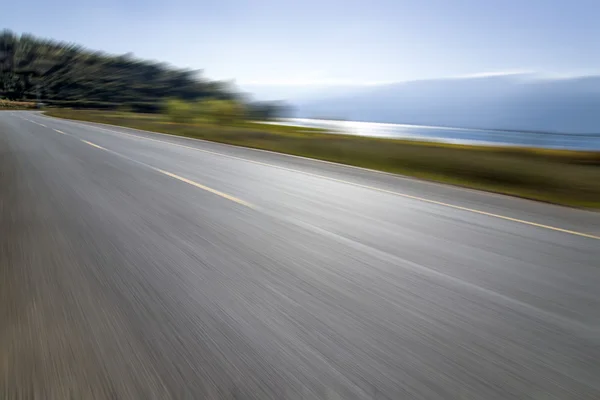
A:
<box><xmin>3</xmin><ymin>0</ymin><xmax>600</xmax><ymax>96</ymax></box>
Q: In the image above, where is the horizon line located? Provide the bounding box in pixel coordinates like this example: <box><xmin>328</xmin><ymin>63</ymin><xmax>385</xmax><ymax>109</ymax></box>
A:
<box><xmin>238</xmin><ymin>70</ymin><xmax>600</xmax><ymax>87</ymax></box>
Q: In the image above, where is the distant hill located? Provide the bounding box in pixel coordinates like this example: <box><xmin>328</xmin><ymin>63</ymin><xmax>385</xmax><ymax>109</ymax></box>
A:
<box><xmin>292</xmin><ymin>75</ymin><xmax>600</xmax><ymax>134</ymax></box>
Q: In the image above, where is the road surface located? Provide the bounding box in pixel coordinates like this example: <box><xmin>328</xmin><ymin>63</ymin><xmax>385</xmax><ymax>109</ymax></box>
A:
<box><xmin>2</xmin><ymin>110</ymin><xmax>600</xmax><ymax>399</ymax></box>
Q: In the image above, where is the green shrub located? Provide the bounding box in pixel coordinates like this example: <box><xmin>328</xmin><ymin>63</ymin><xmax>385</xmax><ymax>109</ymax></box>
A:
<box><xmin>164</xmin><ymin>99</ymin><xmax>194</xmax><ymax>123</ymax></box>
<box><xmin>163</xmin><ymin>98</ymin><xmax>246</xmax><ymax>125</ymax></box>
<box><xmin>201</xmin><ymin>99</ymin><xmax>246</xmax><ymax>125</ymax></box>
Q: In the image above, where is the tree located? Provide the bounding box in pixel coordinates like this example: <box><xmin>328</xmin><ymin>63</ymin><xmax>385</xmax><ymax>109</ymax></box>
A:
<box><xmin>0</xmin><ymin>30</ymin><xmax>236</xmax><ymax>107</ymax></box>
<box><xmin>0</xmin><ymin>30</ymin><xmax>287</xmax><ymax>116</ymax></box>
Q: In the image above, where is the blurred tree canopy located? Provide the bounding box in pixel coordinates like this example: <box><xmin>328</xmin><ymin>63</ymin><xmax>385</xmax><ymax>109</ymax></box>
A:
<box><xmin>0</xmin><ymin>30</ymin><xmax>289</xmax><ymax>118</ymax></box>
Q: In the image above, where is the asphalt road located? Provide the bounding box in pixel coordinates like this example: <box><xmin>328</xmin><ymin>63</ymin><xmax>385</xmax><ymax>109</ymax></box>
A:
<box><xmin>2</xmin><ymin>110</ymin><xmax>600</xmax><ymax>400</ymax></box>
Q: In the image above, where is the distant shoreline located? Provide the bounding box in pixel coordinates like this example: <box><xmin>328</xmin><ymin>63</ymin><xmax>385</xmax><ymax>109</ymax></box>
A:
<box><xmin>288</xmin><ymin>117</ymin><xmax>600</xmax><ymax>137</ymax></box>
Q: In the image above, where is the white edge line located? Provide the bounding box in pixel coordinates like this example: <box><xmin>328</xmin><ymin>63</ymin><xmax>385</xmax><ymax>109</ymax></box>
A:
<box><xmin>40</xmin><ymin>113</ymin><xmax>600</xmax><ymax>240</ymax></box>
<box><xmin>41</xmin><ymin>112</ymin><xmax>475</xmax><ymax>190</ymax></box>
<box><xmin>27</xmin><ymin>112</ymin><xmax>466</xmax><ymax>188</ymax></box>
<box><xmin>41</xmin><ymin>112</ymin><xmax>598</xmax><ymax>208</ymax></box>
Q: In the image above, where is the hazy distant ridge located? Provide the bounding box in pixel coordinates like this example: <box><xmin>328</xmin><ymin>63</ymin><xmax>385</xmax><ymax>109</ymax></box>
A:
<box><xmin>291</xmin><ymin>75</ymin><xmax>600</xmax><ymax>134</ymax></box>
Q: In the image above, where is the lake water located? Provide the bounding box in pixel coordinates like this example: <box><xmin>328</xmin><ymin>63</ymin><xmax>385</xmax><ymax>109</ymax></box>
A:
<box><xmin>268</xmin><ymin>118</ymin><xmax>600</xmax><ymax>151</ymax></box>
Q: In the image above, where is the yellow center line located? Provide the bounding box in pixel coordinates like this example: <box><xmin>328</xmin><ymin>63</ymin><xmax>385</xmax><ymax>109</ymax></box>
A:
<box><xmin>81</xmin><ymin>139</ymin><xmax>106</xmax><ymax>150</ymax></box>
<box><xmin>155</xmin><ymin>169</ymin><xmax>253</xmax><ymax>208</ymax></box>
<box><xmin>76</xmin><ymin>137</ymin><xmax>252</xmax><ymax>208</ymax></box>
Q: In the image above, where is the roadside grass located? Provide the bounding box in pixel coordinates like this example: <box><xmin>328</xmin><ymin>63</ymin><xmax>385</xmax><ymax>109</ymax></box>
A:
<box><xmin>45</xmin><ymin>109</ymin><xmax>600</xmax><ymax>209</ymax></box>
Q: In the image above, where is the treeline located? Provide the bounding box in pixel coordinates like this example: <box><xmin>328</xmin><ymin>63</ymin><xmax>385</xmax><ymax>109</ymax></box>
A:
<box><xmin>0</xmin><ymin>30</ymin><xmax>288</xmax><ymax>118</ymax></box>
